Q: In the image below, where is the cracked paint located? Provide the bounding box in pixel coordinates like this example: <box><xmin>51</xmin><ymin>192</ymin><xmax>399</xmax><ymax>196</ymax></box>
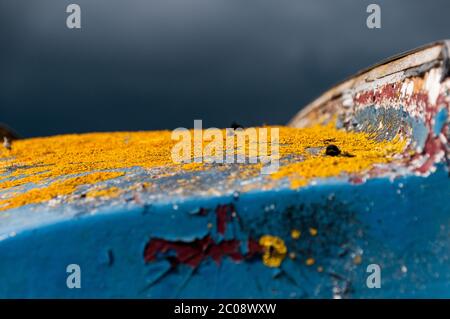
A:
<box><xmin>0</xmin><ymin>41</ymin><xmax>449</xmax><ymax>298</ymax></box>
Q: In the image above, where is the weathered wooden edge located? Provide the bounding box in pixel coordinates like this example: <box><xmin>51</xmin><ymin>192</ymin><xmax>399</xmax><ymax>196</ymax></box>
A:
<box><xmin>288</xmin><ymin>40</ymin><xmax>450</xmax><ymax>127</ymax></box>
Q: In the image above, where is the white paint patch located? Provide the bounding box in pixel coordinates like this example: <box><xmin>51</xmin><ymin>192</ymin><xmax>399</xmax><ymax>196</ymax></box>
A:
<box><xmin>401</xmin><ymin>80</ymin><xmax>414</xmax><ymax>98</ymax></box>
<box><xmin>425</xmin><ymin>68</ymin><xmax>441</xmax><ymax>106</ymax></box>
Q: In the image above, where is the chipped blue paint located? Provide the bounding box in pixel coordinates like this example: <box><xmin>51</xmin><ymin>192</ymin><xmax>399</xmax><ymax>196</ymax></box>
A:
<box><xmin>0</xmin><ymin>166</ymin><xmax>448</xmax><ymax>298</ymax></box>
<box><xmin>434</xmin><ymin>107</ymin><xmax>448</xmax><ymax>136</ymax></box>
<box><xmin>2</xmin><ymin>41</ymin><xmax>450</xmax><ymax>299</ymax></box>
<box><xmin>353</xmin><ymin>105</ymin><xmax>429</xmax><ymax>149</ymax></box>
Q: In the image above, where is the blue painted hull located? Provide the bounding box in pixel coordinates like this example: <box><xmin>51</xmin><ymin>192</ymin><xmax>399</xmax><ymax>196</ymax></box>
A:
<box><xmin>0</xmin><ymin>167</ymin><xmax>448</xmax><ymax>298</ymax></box>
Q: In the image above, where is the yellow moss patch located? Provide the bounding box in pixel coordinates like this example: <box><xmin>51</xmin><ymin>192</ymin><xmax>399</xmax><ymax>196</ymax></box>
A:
<box><xmin>291</xmin><ymin>229</ymin><xmax>301</xmax><ymax>239</ymax></box>
<box><xmin>305</xmin><ymin>258</ymin><xmax>315</xmax><ymax>266</ymax></box>
<box><xmin>259</xmin><ymin>235</ymin><xmax>287</xmax><ymax>268</ymax></box>
<box><xmin>85</xmin><ymin>186</ymin><xmax>121</xmax><ymax>199</ymax></box>
<box><xmin>0</xmin><ymin>123</ymin><xmax>407</xmax><ymax>211</ymax></box>
<box><xmin>309</xmin><ymin>228</ymin><xmax>318</xmax><ymax>236</ymax></box>
<box><xmin>181</xmin><ymin>162</ymin><xmax>204</xmax><ymax>171</ymax></box>
<box><xmin>272</xmin><ymin>122</ymin><xmax>406</xmax><ymax>188</ymax></box>
<box><xmin>0</xmin><ymin>172</ymin><xmax>123</xmax><ymax>211</ymax></box>
<box><xmin>353</xmin><ymin>255</ymin><xmax>362</xmax><ymax>265</ymax></box>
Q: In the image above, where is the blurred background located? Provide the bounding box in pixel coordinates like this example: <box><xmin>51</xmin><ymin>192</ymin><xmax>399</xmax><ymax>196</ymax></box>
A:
<box><xmin>1</xmin><ymin>0</ymin><xmax>449</xmax><ymax>137</ymax></box>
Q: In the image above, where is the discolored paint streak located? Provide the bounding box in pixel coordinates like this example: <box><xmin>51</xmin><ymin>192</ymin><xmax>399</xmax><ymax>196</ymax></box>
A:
<box><xmin>352</xmin><ymin>80</ymin><xmax>449</xmax><ymax>177</ymax></box>
<box><xmin>354</xmin><ymin>82</ymin><xmax>401</xmax><ymax>106</ymax></box>
<box><xmin>144</xmin><ymin>204</ymin><xmax>264</xmax><ymax>269</ymax></box>
<box><xmin>144</xmin><ymin>236</ymin><xmax>253</xmax><ymax>267</ymax></box>
<box><xmin>216</xmin><ymin>204</ymin><xmax>231</xmax><ymax>235</ymax></box>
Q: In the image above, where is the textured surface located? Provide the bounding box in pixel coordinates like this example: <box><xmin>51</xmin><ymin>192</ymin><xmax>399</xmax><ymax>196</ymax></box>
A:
<box><xmin>0</xmin><ymin>42</ymin><xmax>449</xmax><ymax>298</ymax></box>
<box><xmin>0</xmin><ymin>125</ymin><xmax>405</xmax><ymax>216</ymax></box>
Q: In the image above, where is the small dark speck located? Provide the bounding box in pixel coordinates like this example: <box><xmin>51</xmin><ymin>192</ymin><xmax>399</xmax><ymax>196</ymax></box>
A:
<box><xmin>141</xmin><ymin>204</ymin><xmax>152</xmax><ymax>215</ymax></box>
<box><xmin>341</xmin><ymin>152</ymin><xmax>355</xmax><ymax>158</ymax></box>
<box><xmin>231</xmin><ymin>121</ymin><xmax>244</xmax><ymax>130</ymax></box>
<box><xmin>107</xmin><ymin>249</ymin><xmax>114</xmax><ymax>266</ymax></box>
<box><xmin>325</xmin><ymin>145</ymin><xmax>341</xmax><ymax>156</ymax></box>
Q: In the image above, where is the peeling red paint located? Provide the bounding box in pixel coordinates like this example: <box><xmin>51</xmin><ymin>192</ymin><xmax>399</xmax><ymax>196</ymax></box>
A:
<box><xmin>355</xmin><ymin>83</ymin><xmax>431</xmax><ymax>111</ymax></box>
<box><xmin>144</xmin><ymin>236</ymin><xmax>262</xmax><ymax>268</ymax></box>
<box><xmin>412</xmin><ymin>94</ymin><xmax>448</xmax><ymax>174</ymax></box>
<box><xmin>415</xmin><ymin>129</ymin><xmax>447</xmax><ymax>174</ymax></box>
<box><xmin>144</xmin><ymin>204</ymin><xmax>262</xmax><ymax>268</ymax></box>
<box><xmin>216</xmin><ymin>204</ymin><xmax>231</xmax><ymax>235</ymax></box>
<box><xmin>354</xmin><ymin>83</ymin><xmax>401</xmax><ymax>105</ymax></box>
<box><xmin>353</xmin><ymin>79</ymin><xmax>449</xmax><ymax>178</ymax></box>
<box><xmin>349</xmin><ymin>176</ymin><xmax>364</xmax><ymax>184</ymax></box>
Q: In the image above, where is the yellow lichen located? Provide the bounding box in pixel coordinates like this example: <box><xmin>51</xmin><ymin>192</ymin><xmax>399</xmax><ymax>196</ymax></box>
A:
<box><xmin>271</xmin><ymin>122</ymin><xmax>406</xmax><ymax>188</ymax></box>
<box><xmin>259</xmin><ymin>235</ymin><xmax>287</xmax><ymax>268</ymax></box>
<box><xmin>0</xmin><ymin>123</ymin><xmax>407</xmax><ymax>211</ymax></box>
<box><xmin>85</xmin><ymin>186</ymin><xmax>121</xmax><ymax>199</ymax></box>
<box><xmin>305</xmin><ymin>258</ymin><xmax>315</xmax><ymax>266</ymax></box>
<box><xmin>309</xmin><ymin>228</ymin><xmax>318</xmax><ymax>236</ymax></box>
<box><xmin>181</xmin><ymin>162</ymin><xmax>204</xmax><ymax>171</ymax></box>
<box><xmin>353</xmin><ymin>255</ymin><xmax>362</xmax><ymax>265</ymax></box>
<box><xmin>291</xmin><ymin>229</ymin><xmax>301</xmax><ymax>239</ymax></box>
<box><xmin>0</xmin><ymin>172</ymin><xmax>123</xmax><ymax>211</ymax></box>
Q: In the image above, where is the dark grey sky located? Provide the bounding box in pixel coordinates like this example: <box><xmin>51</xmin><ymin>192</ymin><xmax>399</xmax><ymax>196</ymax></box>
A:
<box><xmin>1</xmin><ymin>0</ymin><xmax>449</xmax><ymax>137</ymax></box>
